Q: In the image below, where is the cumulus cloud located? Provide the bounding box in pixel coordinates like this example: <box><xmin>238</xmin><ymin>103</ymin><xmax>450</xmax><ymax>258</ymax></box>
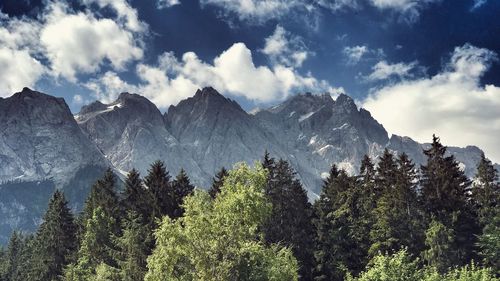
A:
<box><xmin>261</xmin><ymin>26</ymin><xmax>311</xmax><ymax>68</ymax></box>
<box><xmin>363</xmin><ymin>44</ymin><xmax>500</xmax><ymax>162</ymax></box>
<box><xmin>366</xmin><ymin>60</ymin><xmax>419</xmax><ymax>81</ymax></box>
<box><xmin>40</xmin><ymin>1</ymin><xmax>143</xmax><ymax>81</ymax></box>
<box><xmin>0</xmin><ymin>48</ymin><xmax>45</xmax><ymax>96</ymax></box>
<box><xmin>87</xmin><ymin>42</ymin><xmax>338</xmax><ymax>108</ymax></box>
<box><xmin>0</xmin><ymin>15</ymin><xmax>45</xmax><ymax>96</ymax></box>
<box><xmin>157</xmin><ymin>0</ymin><xmax>181</xmax><ymax>9</ymax></box>
<box><xmin>0</xmin><ymin>0</ymin><xmax>146</xmax><ymax>95</ymax></box>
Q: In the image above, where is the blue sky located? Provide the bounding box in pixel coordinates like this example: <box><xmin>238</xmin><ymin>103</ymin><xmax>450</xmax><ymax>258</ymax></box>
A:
<box><xmin>1</xmin><ymin>0</ymin><xmax>500</xmax><ymax>161</ymax></box>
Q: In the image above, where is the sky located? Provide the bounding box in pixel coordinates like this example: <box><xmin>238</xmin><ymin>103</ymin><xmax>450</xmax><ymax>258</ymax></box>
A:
<box><xmin>0</xmin><ymin>0</ymin><xmax>499</xmax><ymax>161</ymax></box>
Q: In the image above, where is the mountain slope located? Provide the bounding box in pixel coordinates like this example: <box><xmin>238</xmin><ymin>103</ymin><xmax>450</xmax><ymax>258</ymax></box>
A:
<box><xmin>0</xmin><ymin>88</ymin><xmax>107</xmax><ymax>184</ymax></box>
<box><xmin>76</xmin><ymin>92</ymin><xmax>208</xmax><ymax>183</ymax></box>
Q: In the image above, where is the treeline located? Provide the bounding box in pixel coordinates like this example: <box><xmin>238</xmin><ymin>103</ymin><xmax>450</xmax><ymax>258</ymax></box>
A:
<box><xmin>0</xmin><ymin>135</ymin><xmax>498</xmax><ymax>281</ymax></box>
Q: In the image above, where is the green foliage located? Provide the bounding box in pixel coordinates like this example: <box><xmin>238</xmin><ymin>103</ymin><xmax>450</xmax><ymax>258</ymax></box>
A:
<box><xmin>262</xmin><ymin>157</ymin><xmax>315</xmax><ymax>280</ymax></box>
<box><xmin>369</xmin><ymin>153</ymin><xmax>424</xmax><ymax>257</ymax></box>
<box><xmin>65</xmin><ymin>207</ymin><xmax>118</xmax><ymax>280</ymax></box>
<box><xmin>116</xmin><ymin>212</ymin><xmax>150</xmax><ymax>281</ymax></box>
<box><xmin>208</xmin><ymin>167</ymin><xmax>228</xmax><ymax>199</ymax></box>
<box><xmin>346</xmin><ymin>249</ymin><xmax>424</xmax><ymax>281</ymax></box>
<box><xmin>80</xmin><ymin>168</ymin><xmax>121</xmax><ymax>237</ymax></box>
<box><xmin>477</xmin><ymin>211</ymin><xmax>500</xmax><ymax>274</ymax></box>
<box><xmin>348</xmin><ymin>250</ymin><xmax>498</xmax><ymax>281</ymax></box>
<box><xmin>121</xmin><ymin>169</ymin><xmax>148</xmax><ymax>222</ymax></box>
<box><xmin>420</xmin><ymin>135</ymin><xmax>478</xmax><ymax>266</ymax></box>
<box><xmin>171</xmin><ymin>169</ymin><xmax>195</xmax><ymax>219</ymax></box>
<box><xmin>30</xmin><ymin>190</ymin><xmax>77</xmax><ymax>281</ymax></box>
<box><xmin>145</xmin><ymin>163</ymin><xmax>298</xmax><ymax>281</ymax></box>
<box><xmin>144</xmin><ymin>161</ymin><xmax>173</xmax><ymax>221</ymax></box>
<box><xmin>314</xmin><ymin>166</ymin><xmax>369</xmax><ymax>281</ymax></box>
<box><xmin>436</xmin><ymin>262</ymin><xmax>497</xmax><ymax>281</ymax></box>
<box><xmin>423</xmin><ymin>219</ymin><xmax>457</xmax><ymax>273</ymax></box>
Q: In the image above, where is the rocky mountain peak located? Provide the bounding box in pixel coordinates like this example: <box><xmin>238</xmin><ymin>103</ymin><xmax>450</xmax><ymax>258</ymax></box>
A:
<box><xmin>165</xmin><ymin>87</ymin><xmax>247</xmax><ymax>132</ymax></box>
<box><xmin>0</xmin><ymin>88</ymin><xmax>72</xmax><ymax>124</ymax></box>
<box><xmin>334</xmin><ymin>93</ymin><xmax>357</xmax><ymax>112</ymax></box>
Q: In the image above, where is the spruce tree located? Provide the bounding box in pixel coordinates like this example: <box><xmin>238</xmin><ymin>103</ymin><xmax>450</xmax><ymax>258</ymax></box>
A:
<box><xmin>472</xmin><ymin>153</ymin><xmax>499</xmax><ymax>225</ymax></box>
<box><xmin>116</xmin><ymin>212</ymin><xmax>150</xmax><ymax>281</ymax></box>
<box><xmin>5</xmin><ymin>231</ymin><xmax>23</xmax><ymax>281</ymax></box>
<box><xmin>81</xmin><ymin>168</ymin><xmax>120</xmax><ymax>236</ymax></box>
<box><xmin>209</xmin><ymin>167</ymin><xmax>228</xmax><ymax>199</ymax></box>
<box><xmin>420</xmin><ymin>135</ymin><xmax>478</xmax><ymax>266</ymax></box>
<box><xmin>369</xmin><ymin>153</ymin><xmax>423</xmax><ymax>257</ymax></box>
<box><xmin>30</xmin><ymin>190</ymin><xmax>77</xmax><ymax>281</ymax></box>
<box><xmin>262</xmin><ymin>158</ymin><xmax>315</xmax><ymax>281</ymax></box>
<box><xmin>121</xmin><ymin>169</ymin><xmax>149</xmax><ymax>223</ymax></box>
<box><xmin>314</xmin><ymin>167</ymin><xmax>364</xmax><ymax>281</ymax></box>
<box><xmin>472</xmin><ymin>153</ymin><xmax>500</xmax><ymax>272</ymax></box>
<box><xmin>171</xmin><ymin>169</ymin><xmax>195</xmax><ymax>219</ymax></box>
<box><xmin>144</xmin><ymin>160</ymin><xmax>173</xmax><ymax>221</ymax></box>
<box><xmin>65</xmin><ymin>207</ymin><xmax>117</xmax><ymax>280</ymax></box>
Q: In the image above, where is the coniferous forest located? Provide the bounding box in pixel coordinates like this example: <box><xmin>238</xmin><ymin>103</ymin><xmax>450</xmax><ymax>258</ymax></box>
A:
<box><xmin>0</xmin><ymin>135</ymin><xmax>498</xmax><ymax>281</ymax></box>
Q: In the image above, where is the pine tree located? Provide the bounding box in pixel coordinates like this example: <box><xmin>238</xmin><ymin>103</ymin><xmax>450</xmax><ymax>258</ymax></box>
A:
<box><xmin>262</xmin><ymin>158</ymin><xmax>315</xmax><ymax>281</ymax></box>
<box><xmin>5</xmin><ymin>231</ymin><xmax>23</xmax><ymax>281</ymax></box>
<box><xmin>208</xmin><ymin>167</ymin><xmax>228</xmax><ymax>199</ymax></box>
<box><xmin>314</xmin><ymin>167</ymin><xmax>364</xmax><ymax>281</ymax></box>
<box><xmin>472</xmin><ymin>153</ymin><xmax>500</xmax><ymax>272</ymax></box>
<box><xmin>472</xmin><ymin>153</ymin><xmax>499</xmax><ymax>225</ymax></box>
<box><xmin>369</xmin><ymin>152</ymin><xmax>423</xmax><ymax>257</ymax></box>
<box><xmin>423</xmin><ymin>219</ymin><xmax>457</xmax><ymax>273</ymax></box>
<box><xmin>116</xmin><ymin>212</ymin><xmax>150</xmax><ymax>281</ymax></box>
<box><xmin>121</xmin><ymin>169</ymin><xmax>149</xmax><ymax>223</ymax></box>
<box><xmin>420</xmin><ymin>135</ymin><xmax>478</xmax><ymax>266</ymax></box>
<box><xmin>144</xmin><ymin>160</ymin><xmax>173</xmax><ymax>221</ymax></box>
<box><xmin>171</xmin><ymin>169</ymin><xmax>195</xmax><ymax>219</ymax></box>
<box><xmin>81</xmin><ymin>168</ymin><xmax>121</xmax><ymax>236</ymax></box>
<box><xmin>30</xmin><ymin>190</ymin><xmax>77</xmax><ymax>281</ymax></box>
<box><xmin>65</xmin><ymin>207</ymin><xmax>117</xmax><ymax>280</ymax></box>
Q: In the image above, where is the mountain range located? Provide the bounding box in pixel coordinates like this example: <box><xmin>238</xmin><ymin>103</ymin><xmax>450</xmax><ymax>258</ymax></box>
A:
<box><xmin>0</xmin><ymin>86</ymin><xmax>497</xmax><ymax>243</ymax></box>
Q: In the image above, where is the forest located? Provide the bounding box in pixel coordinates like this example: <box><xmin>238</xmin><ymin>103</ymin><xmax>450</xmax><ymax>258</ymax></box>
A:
<box><xmin>0</xmin><ymin>135</ymin><xmax>498</xmax><ymax>281</ymax></box>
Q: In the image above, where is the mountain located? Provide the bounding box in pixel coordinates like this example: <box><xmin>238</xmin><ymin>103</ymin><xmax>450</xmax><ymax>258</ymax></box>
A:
<box><xmin>0</xmin><ymin>86</ymin><xmax>497</xmax><ymax>242</ymax></box>
<box><xmin>76</xmin><ymin>92</ymin><xmax>207</xmax><ymax>182</ymax></box>
<box><xmin>254</xmin><ymin>92</ymin><xmax>389</xmax><ymax>194</ymax></box>
<box><xmin>164</xmin><ymin>87</ymin><xmax>284</xmax><ymax>186</ymax></box>
<box><xmin>0</xmin><ymin>88</ymin><xmax>107</xmax><ymax>184</ymax></box>
<box><xmin>0</xmin><ymin>88</ymin><xmax>108</xmax><ymax>243</ymax></box>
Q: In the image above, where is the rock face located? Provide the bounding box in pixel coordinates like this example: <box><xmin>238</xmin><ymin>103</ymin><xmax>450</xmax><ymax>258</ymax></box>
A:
<box><xmin>164</xmin><ymin>87</ymin><xmax>284</xmax><ymax>186</ymax></box>
<box><xmin>0</xmin><ymin>88</ymin><xmax>108</xmax><ymax>244</ymax></box>
<box><xmin>0</xmin><ymin>88</ymin><xmax>107</xmax><ymax>184</ymax></box>
<box><xmin>76</xmin><ymin>92</ymin><xmax>208</xmax><ymax>182</ymax></box>
<box><xmin>254</xmin><ymin>93</ymin><xmax>389</xmax><ymax>194</ymax></box>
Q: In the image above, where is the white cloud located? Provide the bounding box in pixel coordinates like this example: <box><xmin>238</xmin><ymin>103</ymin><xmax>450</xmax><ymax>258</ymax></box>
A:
<box><xmin>366</xmin><ymin>60</ymin><xmax>418</xmax><ymax>81</ymax></box>
<box><xmin>0</xmin><ymin>48</ymin><xmax>45</xmax><ymax>96</ymax></box>
<box><xmin>87</xmin><ymin>42</ymin><xmax>338</xmax><ymax>108</ymax></box>
<box><xmin>343</xmin><ymin>45</ymin><xmax>369</xmax><ymax>65</ymax></box>
<box><xmin>0</xmin><ymin>0</ymin><xmax>146</xmax><ymax>95</ymax></box>
<box><xmin>363</xmin><ymin>44</ymin><xmax>500</xmax><ymax>162</ymax></box>
<box><xmin>0</xmin><ymin>16</ymin><xmax>45</xmax><ymax>96</ymax></box>
<box><xmin>199</xmin><ymin>0</ymin><xmax>306</xmax><ymax>24</ymax></box>
<box><xmin>369</xmin><ymin>0</ymin><xmax>441</xmax><ymax>22</ymax></box>
<box><xmin>40</xmin><ymin>2</ymin><xmax>144</xmax><ymax>81</ymax></box>
<box><xmin>198</xmin><ymin>0</ymin><xmax>439</xmax><ymax>25</ymax></box>
<box><xmin>262</xmin><ymin>26</ymin><xmax>311</xmax><ymax>68</ymax></box>
<box><xmin>83</xmin><ymin>0</ymin><xmax>147</xmax><ymax>32</ymax></box>
<box><xmin>157</xmin><ymin>0</ymin><xmax>181</xmax><ymax>9</ymax></box>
